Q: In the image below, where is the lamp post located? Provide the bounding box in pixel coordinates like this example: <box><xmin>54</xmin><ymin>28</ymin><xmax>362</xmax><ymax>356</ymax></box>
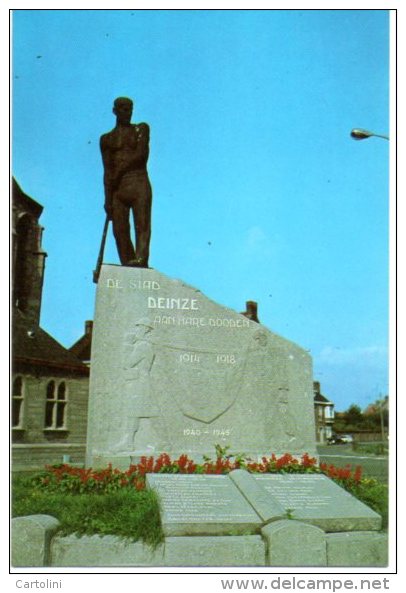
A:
<box><xmin>350</xmin><ymin>128</ymin><xmax>389</xmax><ymax>141</ymax></box>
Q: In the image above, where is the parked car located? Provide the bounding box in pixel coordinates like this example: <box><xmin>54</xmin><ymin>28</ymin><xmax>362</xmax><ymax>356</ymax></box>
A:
<box><xmin>339</xmin><ymin>434</ymin><xmax>354</xmax><ymax>444</ymax></box>
<box><xmin>327</xmin><ymin>434</ymin><xmax>353</xmax><ymax>445</ymax></box>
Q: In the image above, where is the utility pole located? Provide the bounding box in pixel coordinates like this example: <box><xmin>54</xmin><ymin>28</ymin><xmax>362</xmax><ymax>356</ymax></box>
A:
<box><xmin>378</xmin><ymin>394</ymin><xmax>386</xmax><ymax>442</ymax></box>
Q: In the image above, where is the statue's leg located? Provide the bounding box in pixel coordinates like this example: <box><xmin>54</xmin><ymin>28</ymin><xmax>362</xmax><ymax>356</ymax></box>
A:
<box><xmin>132</xmin><ymin>175</ymin><xmax>152</xmax><ymax>267</ymax></box>
<box><xmin>112</xmin><ymin>198</ymin><xmax>136</xmax><ymax>265</ymax></box>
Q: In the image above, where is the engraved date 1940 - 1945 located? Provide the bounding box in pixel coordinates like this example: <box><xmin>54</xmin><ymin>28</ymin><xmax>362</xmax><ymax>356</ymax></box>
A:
<box><xmin>183</xmin><ymin>428</ymin><xmax>232</xmax><ymax>437</ymax></box>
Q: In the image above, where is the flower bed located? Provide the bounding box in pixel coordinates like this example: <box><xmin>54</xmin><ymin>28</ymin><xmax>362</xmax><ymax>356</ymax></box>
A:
<box><xmin>13</xmin><ymin>448</ymin><xmax>387</xmax><ymax>544</ymax></box>
<box><xmin>32</xmin><ymin>449</ymin><xmax>363</xmax><ymax>495</ymax></box>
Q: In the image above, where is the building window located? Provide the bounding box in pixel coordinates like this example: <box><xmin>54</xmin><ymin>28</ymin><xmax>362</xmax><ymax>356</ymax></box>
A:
<box><xmin>12</xmin><ymin>376</ymin><xmax>24</xmax><ymax>428</ymax></box>
<box><xmin>45</xmin><ymin>380</ymin><xmax>67</xmax><ymax>429</ymax></box>
<box><xmin>13</xmin><ymin>213</ymin><xmax>30</xmax><ymax>311</ymax></box>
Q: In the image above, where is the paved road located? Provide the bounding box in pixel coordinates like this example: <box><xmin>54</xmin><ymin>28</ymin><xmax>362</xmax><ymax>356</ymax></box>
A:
<box><xmin>317</xmin><ymin>444</ymin><xmax>389</xmax><ymax>482</ymax></box>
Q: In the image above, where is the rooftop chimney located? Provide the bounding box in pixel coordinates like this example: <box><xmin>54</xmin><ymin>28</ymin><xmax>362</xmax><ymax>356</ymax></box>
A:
<box><xmin>241</xmin><ymin>300</ymin><xmax>259</xmax><ymax>323</ymax></box>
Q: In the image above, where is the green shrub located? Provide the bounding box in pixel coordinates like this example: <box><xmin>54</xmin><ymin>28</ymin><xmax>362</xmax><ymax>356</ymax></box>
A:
<box><xmin>343</xmin><ymin>477</ymin><xmax>389</xmax><ymax>529</ymax></box>
<box><xmin>353</xmin><ymin>443</ymin><xmax>388</xmax><ymax>456</ymax></box>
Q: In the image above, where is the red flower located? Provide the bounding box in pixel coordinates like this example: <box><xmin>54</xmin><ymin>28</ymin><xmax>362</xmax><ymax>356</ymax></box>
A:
<box><xmin>134</xmin><ymin>478</ymin><xmax>145</xmax><ymax>490</ymax></box>
<box><xmin>301</xmin><ymin>453</ymin><xmax>317</xmax><ymax>467</ymax></box>
<box><xmin>354</xmin><ymin>465</ymin><xmax>362</xmax><ymax>482</ymax></box>
<box><xmin>186</xmin><ymin>461</ymin><xmax>197</xmax><ymax>473</ymax></box>
<box><xmin>126</xmin><ymin>464</ymin><xmax>137</xmax><ymax>477</ymax></box>
<box><xmin>275</xmin><ymin>453</ymin><xmax>296</xmax><ymax>469</ymax></box>
<box><xmin>160</xmin><ymin>453</ymin><xmax>172</xmax><ymax>466</ymax></box>
<box><xmin>177</xmin><ymin>454</ymin><xmax>189</xmax><ymax>470</ymax></box>
<box><xmin>154</xmin><ymin>458</ymin><xmax>163</xmax><ymax>472</ymax></box>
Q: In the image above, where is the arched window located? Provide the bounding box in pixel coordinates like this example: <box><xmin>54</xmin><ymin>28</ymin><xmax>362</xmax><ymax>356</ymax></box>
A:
<box><xmin>12</xmin><ymin>376</ymin><xmax>24</xmax><ymax>428</ymax></box>
<box><xmin>44</xmin><ymin>380</ymin><xmax>67</xmax><ymax>429</ymax></box>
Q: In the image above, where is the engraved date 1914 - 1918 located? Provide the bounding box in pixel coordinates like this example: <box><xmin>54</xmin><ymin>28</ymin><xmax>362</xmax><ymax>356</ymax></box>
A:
<box><xmin>179</xmin><ymin>353</ymin><xmax>236</xmax><ymax>364</ymax></box>
<box><xmin>183</xmin><ymin>428</ymin><xmax>231</xmax><ymax>437</ymax></box>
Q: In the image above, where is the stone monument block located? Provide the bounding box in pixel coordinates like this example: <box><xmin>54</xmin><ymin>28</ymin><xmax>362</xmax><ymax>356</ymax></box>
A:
<box><xmin>51</xmin><ymin>533</ymin><xmax>266</xmax><ymax>567</ymax></box>
<box><xmin>86</xmin><ymin>265</ymin><xmax>316</xmax><ymax>467</ymax></box>
<box><xmin>254</xmin><ymin>474</ymin><xmax>382</xmax><ymax>532</ymax></box>
<box><xmin>326</xmin><ymin>532</ymin><xmax>388</xmax><ymax>567</ymax></box>
<box><xmin>161</xmin><ymin>535</ymin><xmax>266</xmax><ymax>566</ymax></box>
<box><xmin>12</xmin><ymin>514</ymin><xmax>60</xmax><ymax>567</ymax></box>
<box><xmin>146</xmin><ymin>473</ymin><xmax>262</xmax><ymax>536</ymax></box>
<box><xmin>262</xmin><ymin>519</ymin><xmax>327</xmax><ymax>566</ymax></box>
<box><xmin>229</xmin><ymin>469</ymin><xmax>285</xmax><ymax>523</ymax></box>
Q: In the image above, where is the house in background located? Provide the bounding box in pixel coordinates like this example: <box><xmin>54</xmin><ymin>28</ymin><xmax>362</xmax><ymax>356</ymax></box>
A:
<box><xmin>69</xmin><ymin>320</ymin><xmax>93</xmax><ymax>366</ymax></box>
<box><xmin>12</xmin><ymin>179</ymin><xmax>89</xmax><ymax>471</ymax></box>
<box><xmin>313</xmin><ymin>381</ymin><xmax>335</xmax><ymax>443</ymax></box>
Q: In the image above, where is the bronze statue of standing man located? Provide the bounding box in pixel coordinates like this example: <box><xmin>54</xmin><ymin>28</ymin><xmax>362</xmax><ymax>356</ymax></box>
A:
<box><xmin>100</xmin><ymin>97</ymin><xmax>152</xmax><ymax>268</ymax></box>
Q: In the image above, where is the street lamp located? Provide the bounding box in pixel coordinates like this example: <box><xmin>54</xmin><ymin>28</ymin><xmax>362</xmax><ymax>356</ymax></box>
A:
<box><xmin>350</xmin><ymin>128</ymin><xmax>389</xmax><ymax>141</ymax></box>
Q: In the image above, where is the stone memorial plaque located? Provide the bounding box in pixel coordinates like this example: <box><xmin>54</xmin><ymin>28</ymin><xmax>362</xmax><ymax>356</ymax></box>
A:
<box><xmin>254</xmin><ymin>474</ymin><xmax>381</xmax><ymax>532</ymax></box>
<box><xmin>86</xmin><ymin>265</ymin><xmax>316</xmax><ymax>467</ymax></box>
<box><xmin>146</xmin><ymin>474</ymin><xmax>262</xmax><ymax>536</ymax></box>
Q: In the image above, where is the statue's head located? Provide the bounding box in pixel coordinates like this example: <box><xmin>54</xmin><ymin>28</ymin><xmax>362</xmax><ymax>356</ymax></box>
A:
<box><xmin>113</xmin><ymin>97</ymin><xmax>133</xmax><ymax>124</ymax></box>
<box><xmin>130</xmin><ymin>317</ymin><xmax>153</xmax><ymax>339</ymax></box>
<box><xmin>135</xmin><ymin>317</ymin><xmax>153</xmax><ymax>330</ymax></box>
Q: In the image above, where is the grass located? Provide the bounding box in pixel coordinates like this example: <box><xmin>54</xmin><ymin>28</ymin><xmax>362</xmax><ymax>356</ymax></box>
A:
<box><xmin>12</xmin><ymin>473</ymin><xmax>164</xmax><ymax>548</ymax></box>
<box><xmin>352</xmin><ymin>442</ymin><xmax>389</xmax><ymax>456</ymax></box>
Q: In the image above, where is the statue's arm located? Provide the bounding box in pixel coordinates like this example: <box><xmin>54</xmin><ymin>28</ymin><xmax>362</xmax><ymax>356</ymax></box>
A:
<box><xmin>132</xmin><ymin>123</ymin><xmax>150</xmax><ymax>167</ymax></box>
<box><xmin>100</xmin><ymin>134</ymin><xmax>115</xmax><ymax>219</ymax></box>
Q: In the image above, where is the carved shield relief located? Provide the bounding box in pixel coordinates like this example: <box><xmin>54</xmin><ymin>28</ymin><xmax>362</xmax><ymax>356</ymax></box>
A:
<box><xmin>164</xmin><ymin>349</ymin><xmax>247</xmax><ymax>423</ymax></box>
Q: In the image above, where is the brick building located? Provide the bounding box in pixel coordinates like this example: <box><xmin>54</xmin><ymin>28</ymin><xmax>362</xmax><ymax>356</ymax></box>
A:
<box><xmin>12</xmin><ymin>179</ymin><xmax>89</xmax><ymax>470</ymax></box>
<box><xmin>313</xmin><ymin>381</ymin><xmax>335</xmax><ymax>443</ymax></box>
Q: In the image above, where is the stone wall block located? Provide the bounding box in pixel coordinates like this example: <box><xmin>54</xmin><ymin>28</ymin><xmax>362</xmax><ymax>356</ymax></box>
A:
<box><xmin>326</xmin><ymin>531</ymin><xmax>388</xmax><ymax>567</ymax></box>
<box><xmin>50</xmin><ymin>534</ymin><xmax>266</xmax><ymax>567</ymax></box>
<box><xmin>12</xmin><ymin>514</ymin><xmax>60</xmax><ymax>567</ymax></box>
<box><xmin>262</xmin><ymin>519</ymin><xmax>327</xmax><ymax>566</ymax></box>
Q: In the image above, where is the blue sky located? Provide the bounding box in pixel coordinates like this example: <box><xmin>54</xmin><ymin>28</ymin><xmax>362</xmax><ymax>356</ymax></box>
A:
<box><xmin>12</xmin><ymin>9</ymin><xmax>390</xmax><ymax>411</ymax></box>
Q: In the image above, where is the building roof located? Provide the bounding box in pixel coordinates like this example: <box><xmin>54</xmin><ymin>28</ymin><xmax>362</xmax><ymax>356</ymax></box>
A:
<box><xmin>69</xmin><ymin>321</ymin><xmax>93</xmax><ymax>363</ymax></box>
<box><xmin>12</xmin><ymin>308</ymin><xmax>89</xmax><ymax>374</ymax></box>
<box><xmin>313</xmin><ymin>380</ymin><xmax>334</xmax><ymax>406</ymax></box>
<box><xmin>69</xmin><ymin>334</ymin><xmax>92</xmax><ymax>362</ymax></box>
<box><xmin>12</xmin><ymin>178</ymin><xmax>43</xmax><ymax>218</ymax></box>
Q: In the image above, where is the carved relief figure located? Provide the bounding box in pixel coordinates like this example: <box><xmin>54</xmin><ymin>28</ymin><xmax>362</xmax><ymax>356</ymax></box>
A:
<box><xmin>276</xmin><ymin>388</ymin><xmax>297</xmax><ymax>445</ymax></box>
<box><xmin>252</xmin><ymin>328</ymin><xmax>268</xmax><ymax>349</ymax></box>
<box><xmin>248</xmin><ymin>329</ymin><xmax>299</xmax><ymax>447</ymax></box>
<box><xmin>246</xmin><ymin>328</ymin><xmax>270</xmax><ymax>379</ymax></box>
<box><xmin>114</xmin><ymin>318</ymin><xmax>160</xmax><ymax>454</ymax></box>
<box><xmin>100</xmin><ymin>97</ymin><xmax>152</xmax><ymax>268</ymax></box>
